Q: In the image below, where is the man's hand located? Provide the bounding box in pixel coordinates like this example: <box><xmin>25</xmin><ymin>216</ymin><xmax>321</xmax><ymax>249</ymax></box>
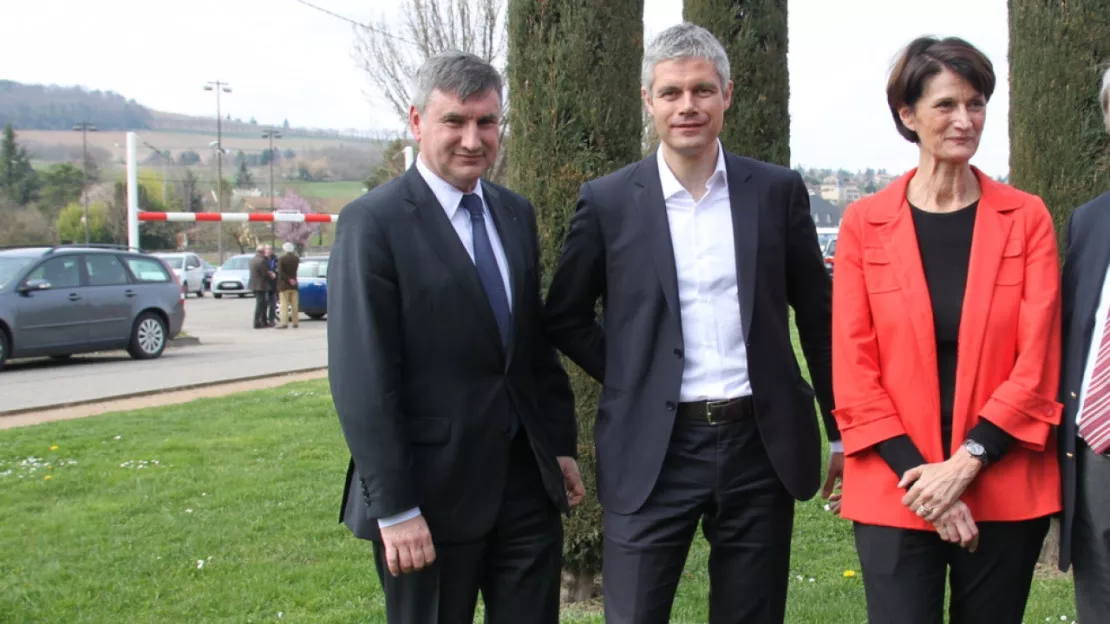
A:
<box><xmin>379</xmin><ymin>515</ymin><xmax>435</xmax><ymax>577</ymax></box>
<box><xmin>288</xmin><ymin>278</ymin><xmax>297</xmax><ymax>287</ymax></box>
<box><xmin>899</xmin><ymin>448</ymin><xmax>982</xmax><ymax>523</ymax></box>
<box><xmin>821</xmin><ymin>451</ymin><xmax>844</xmax><ymax>514</ymax></box>
<box><xmin>557</xmin><ymin>456</ymin><xmax>586</xmax><ymax>508</ymax></box>
<box><xmin>932</xmin><ymin>500</ymin><xmax>979</xmax><ymax>551</ymax></box>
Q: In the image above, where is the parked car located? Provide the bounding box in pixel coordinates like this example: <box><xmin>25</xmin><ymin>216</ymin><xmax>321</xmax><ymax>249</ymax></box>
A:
<box><xmin>823</xmin><ymin>237</ymin><xmax>837</xmax><ymax>276</ymax></box>
<box><xmin>200</xmin><ymin>258</ymin><xmax>216</xmax><ymax>291</ymax></box>
<box><xmin>153</xmin><ymin>252</ymin><xmax>206</xmax><ymax>297</ymax></box>
<box><xmin>0</xmin><ymin>245</ymin><xmax>185</xmax><ymax>370</ymax></box>
<box><xmin>210</xmin><ymin>254</ymin><xmax>254</xmax><ymax>298</ymax></box>
<box><xmin>297</xmin><ymin>255</ymin><xmax>328</xmax><ymax>320</ymax></box>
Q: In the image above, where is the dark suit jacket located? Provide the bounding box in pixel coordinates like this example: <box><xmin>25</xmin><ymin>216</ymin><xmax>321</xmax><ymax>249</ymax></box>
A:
<box><xmin>247</xmin><ymin>253</ymin><xmax>268</xmax><ymax>291</ymax></box>
<box><xmin>1059</xmin><ymin>191</ymin><xmax>1110</xmax><ymax>571</ymax></box>
<box><xmin>544</xmin><ymin>150</ymin><xmax>839</xmax><ymax>515</ymax></box>
<box><xmin>327</xmin><ymin>167</ymin><xmax>576</xmax><ymax>545</ymax></box>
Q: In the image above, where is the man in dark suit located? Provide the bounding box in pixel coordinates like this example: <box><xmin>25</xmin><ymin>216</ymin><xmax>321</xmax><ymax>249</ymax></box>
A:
<box><xmin>327</xmin><ymin>51</ymin><xmax>584</xmax><ymax>624</ymax></box>
<box><xmin>544</xmin><ymin>23</ymin><xmax>842</xmax><ymax>623</ymax></box>
<box><xmin>1058</xmin><ymin>67</ymin><xmax>1110</xmax><ymax>623</ymax></box>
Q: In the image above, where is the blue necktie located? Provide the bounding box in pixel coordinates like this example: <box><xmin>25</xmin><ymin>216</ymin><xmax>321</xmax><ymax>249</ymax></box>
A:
<box><xmin>460</xmin><ymin>193</ymin><xmax>511</xmax><ymax>347</ymax></box>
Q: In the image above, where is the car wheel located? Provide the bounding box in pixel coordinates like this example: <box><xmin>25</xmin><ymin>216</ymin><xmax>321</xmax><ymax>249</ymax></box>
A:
<box><xmin>214</xmin><ymin>294</ymin><xmax>223</xmax><ymax>299</ymax></box>
<box><xmin>127</xmin><ymin>312</ymin><xmax>167</xmax><ymax>360</ymax></box>
<box><xmin>196</xmin><ymin>287</ymin><xmax>204</xmax><ymax>297</ymax></box>
<box><xmin>308</xmin><ymin>313</ymin><xmax>325</xmax><ymax>320</ymax></box>
<box><xmin>0</xmin><ymin>328</ymin><xmax>9</xmax><ymax>371</ymax></box>
<box><xmin>182</xmin><ymin>282</ymin><xmax>190</xmax><ymax>298</ymax></box>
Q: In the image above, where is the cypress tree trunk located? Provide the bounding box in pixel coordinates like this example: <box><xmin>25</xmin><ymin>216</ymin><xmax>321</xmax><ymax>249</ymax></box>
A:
<box><xmin>683</xmin><ymin>0</ymin><xmax>790</xmax><ymax>165</ymax></box>
<box><xmin>1009</xmin><ymin>0</ymin><xmax>1110</xmax><ymax>241</ymax></box>
<box><xmin>507</xmin><ymin>0</ymin><xmax>644</xmax><ymax>602</ymax></box>
<box><xmin>1009</xmin><ymin>0</ymin><xmax>1110</xmax><ymax>566</ymax></box>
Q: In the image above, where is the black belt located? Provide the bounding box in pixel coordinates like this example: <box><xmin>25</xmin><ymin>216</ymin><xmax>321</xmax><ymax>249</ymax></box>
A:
<box><xmin>677</xmin><ymin>395</ymin><xmax>754</xmax><ymax>425</ymax></box>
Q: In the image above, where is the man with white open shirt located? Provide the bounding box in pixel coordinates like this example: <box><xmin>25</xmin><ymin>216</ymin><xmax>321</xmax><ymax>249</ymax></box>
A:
<box><xmin>1058</xmin><ymin>65</ymin><xmax>1110</xmax><ymax>624</ymax></box>
<box><xmin>544</xmin><ymin>23</ymin><xmax>843</xmax><ymax>624</ymax></box>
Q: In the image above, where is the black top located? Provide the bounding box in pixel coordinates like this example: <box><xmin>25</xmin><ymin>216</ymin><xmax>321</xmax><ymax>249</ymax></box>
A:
<box><xmin>876</xmin><ymin>200</ymin><xmax>1014</xmax><ymax>479</ymax></box>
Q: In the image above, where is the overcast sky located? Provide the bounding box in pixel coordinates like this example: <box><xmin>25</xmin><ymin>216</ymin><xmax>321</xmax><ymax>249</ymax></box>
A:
<box><xmin>2</xmin><ymin>0</ymin><xmax>1010</xmax><ymax>175</ymax></box>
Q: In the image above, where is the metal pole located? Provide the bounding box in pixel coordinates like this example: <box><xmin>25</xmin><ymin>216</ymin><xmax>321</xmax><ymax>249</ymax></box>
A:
<box><xmin>269</xmin><ymin>131</ymin><xmax>275</xmax><ymax>248</ymax></box>
<box><xmin>126</xmin><ymin>132</ymin><xmax>139</xmax><ymax>250</ymax></box>
<box><xmin>81</xmin><ymin>124</ymin><xmax>90</xmax><ymax>244</ymax></box>
<box><xmin>216</xmin><ymin>86</ymin><xmax>224</xmax><ymax>263</ymax></box>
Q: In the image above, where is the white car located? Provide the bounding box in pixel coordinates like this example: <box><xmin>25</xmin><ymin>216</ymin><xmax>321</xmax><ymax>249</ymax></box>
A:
<box><xmin>210</xmin><ymin>254</ymin><xmax>255</xmax><ymax>298</ymax></box>
<box><xmin>154</xmin><ymin>252</ymin><xmax>206</xmax><ymax>297</ymax></box>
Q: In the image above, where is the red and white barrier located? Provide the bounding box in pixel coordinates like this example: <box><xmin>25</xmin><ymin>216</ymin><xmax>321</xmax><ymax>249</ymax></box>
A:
<box><xmin>138</xmin><ymin>211</ymin><xmax>339</xmax><ymax>223</ymax></box>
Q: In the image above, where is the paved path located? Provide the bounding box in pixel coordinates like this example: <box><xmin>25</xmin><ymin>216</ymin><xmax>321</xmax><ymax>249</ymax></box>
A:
<box><xmin>1</xmin><ymin>296</ymin><xmax>328</xmax><ymax>414</ymax></box>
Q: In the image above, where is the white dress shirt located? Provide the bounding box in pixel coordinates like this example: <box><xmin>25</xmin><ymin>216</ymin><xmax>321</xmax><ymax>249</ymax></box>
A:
<box><xmin>378</xmin><ymin>157</ymin><xmax>513</xmax><ymax>529</ymax></box>
<box><xmin>1077</xmin><ymin>260</ymin><xmax>1110</xmax><ymax>431</ymax></box>
<box><xmin>658</xmin><ymin>142</ymin><xmax>752</xmax><ymax>402</ymax></box>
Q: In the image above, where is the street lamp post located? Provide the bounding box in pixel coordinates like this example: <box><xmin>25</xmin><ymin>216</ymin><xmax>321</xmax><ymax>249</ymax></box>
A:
<box><xmin>262</xmin><ymin>129</ymin><xmax>282</xmax><ymax>248</ymax></box>
<box><xmin>73</xmin><ymin>122</ymin><xmax>98</xmax><ymax>244</ymax></box>
<box><xmin>204</xmin><ymin>81</ymin><xmax>231</xmax><ymax>262</ymax></box>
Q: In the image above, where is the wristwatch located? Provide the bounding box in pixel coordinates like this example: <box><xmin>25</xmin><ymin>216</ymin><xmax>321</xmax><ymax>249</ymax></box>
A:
<box><xmin>962</xmin><ymin>439</ymin><xmax>989</xmax><ymax>466</ymax></box>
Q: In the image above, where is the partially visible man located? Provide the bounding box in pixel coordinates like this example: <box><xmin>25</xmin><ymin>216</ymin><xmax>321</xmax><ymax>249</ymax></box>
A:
<box><xmin>247</xmin><ymin>244</ymin><xmax>269</xmax><ymax>329</ymax></box>
<box><xmin>276</xmin><ymin>242</ymin><xmax>300</xmax><ymax>329</ymax></box>
<box><xmin>328</xmin><ymin>51</ymin><xmax>584</xmax><ymax>624</ymax></box>
<box><xmin>264</xmin><ymin>244</ymin><xmax>279</xmax><ymax>325</ymax></box>
<box><xmin>544</xmin><ymin>22</ymin><xmax>841</xmax><ymax>624</ymax></box>
<box><xmin>1059</xmin><ymin>65</ymin><xmax>1110</xmax><ymax>624</ymax></box>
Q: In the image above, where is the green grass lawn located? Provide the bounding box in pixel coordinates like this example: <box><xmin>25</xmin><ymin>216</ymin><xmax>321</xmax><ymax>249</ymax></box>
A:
<box><xmin>289</xmin><ymin>181</ymin><xmax>367</xmax><ymax>200</ymax></box>
<box><xmin>0</xmin><ymin>377</ymin><xmax>1077</xmax><ymax>623</ymax></box>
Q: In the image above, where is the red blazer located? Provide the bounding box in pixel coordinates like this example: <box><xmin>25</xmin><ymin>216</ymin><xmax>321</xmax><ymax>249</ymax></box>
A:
<box><xmin>831</xmin><ymin>167</ymin><xmax>1062</xmax><ymax>529</ymax></box>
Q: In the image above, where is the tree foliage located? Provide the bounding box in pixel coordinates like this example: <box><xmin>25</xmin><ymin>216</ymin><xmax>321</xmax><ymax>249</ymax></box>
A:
<box><xmin>683</xmin><ymin>0</ymin><xmax>790</xmax><ymax>165</ymax></box>
<box><xmin>508</xmin><ymin>0</ymin><xmax>644</xmax><ymax>597</ymax></box>
<box><xmin>1</xmin><ymin>124</ymin><xmax>40</xmax><ymax>205</ymax></box>
<box><xmin>274</xmin><ymin>190</ymin><xmax>320</xmax><ymax>253</ymax></box>
<box><xmin>0</xmin><ymin>80</ymin><xmax>154</xmax><ymax>130</ymax></box>
<box><xmin>1009</xmin><ymin>0</ymin><xmax>1110</xmax><ymax>241</ymax></box>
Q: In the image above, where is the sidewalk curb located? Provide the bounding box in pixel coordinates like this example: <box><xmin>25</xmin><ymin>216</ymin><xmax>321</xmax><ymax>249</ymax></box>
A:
<box><xmin>0</xmin><ymin>366</ymin><xmax>328</xmax><ymax>418</ymax></box>
<box><xmin>169</xmin><ymin>336</ymin><xmax>201</xmax><ymax>348</ymax></box>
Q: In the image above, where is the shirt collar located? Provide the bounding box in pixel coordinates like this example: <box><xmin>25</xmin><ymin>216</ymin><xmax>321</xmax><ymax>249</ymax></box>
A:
<box><xmin>656</xmin><ymin>139</ymin><xmax>728</xmax><ymax>200</ymax></box>
<box><xmin>415</xmin><ymin>153</ymin><xmax>486</xmax><ymax>218</ymax></box>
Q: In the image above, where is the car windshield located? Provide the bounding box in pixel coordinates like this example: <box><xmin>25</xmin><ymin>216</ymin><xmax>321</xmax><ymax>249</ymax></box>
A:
<box><xmin>297</xmin><ymin>260</ymin><xmax>328</xmax><ymax>278</ymax></box>
<box><xmin>0</xmin><ymin>256</ymin><xmax>35</xmax><ymax>289</ymax></box>
<box><xmin>160</xmin><ymin>256</ymin><xmax>184</xmax><ymax>269</ymax></box>
<box><xmin>221</xmin><ymin>256</ymin><xmax>250</xmax><ymax>270</ymax></box>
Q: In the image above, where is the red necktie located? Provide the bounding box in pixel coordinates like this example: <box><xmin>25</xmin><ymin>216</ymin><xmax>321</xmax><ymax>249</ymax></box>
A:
<box><xmin>1079</xmin><ymin>308</ymin><xmax>1110</xmax><ymax>453</ymax></box>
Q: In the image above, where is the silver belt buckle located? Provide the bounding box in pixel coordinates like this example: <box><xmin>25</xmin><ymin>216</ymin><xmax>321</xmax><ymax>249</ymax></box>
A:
<box><xmin>705</xmin><ymin>398</ymin><xmax>728</xmax><ymax>424</ymax></box>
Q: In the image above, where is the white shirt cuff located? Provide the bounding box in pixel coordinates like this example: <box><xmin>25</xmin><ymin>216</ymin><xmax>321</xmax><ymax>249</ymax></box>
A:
<box><xmin>377</xmin><ymin>507</ymin><xmax>422</xmax><ymax>528</ymax></box>
<box><xmin>829</xmin><ymin>440</ymin><xmax>844</xmax><ymax>454</ymax></box>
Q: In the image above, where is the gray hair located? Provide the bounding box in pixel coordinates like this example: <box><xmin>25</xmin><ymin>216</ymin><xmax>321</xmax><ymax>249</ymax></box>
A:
<box><xmin>642</xmin><ymin>23</ymin><xmax>731</xmax><ymax>95</ymax></box>
<box><xmin>1102</xmin><ymin>65</ymin><xmax>1110</xmax><ymax>132</ymax></box>
<box><xmin>411</xmin><ymin>51</ymin><xmax>502</xmax><ymax>114</ymax></box>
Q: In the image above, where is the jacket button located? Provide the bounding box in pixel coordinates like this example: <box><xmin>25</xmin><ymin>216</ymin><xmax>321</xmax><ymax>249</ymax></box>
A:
<box><xmin>673</xmin><ymin>348</ymin><xmax>683</xmax><ymax>358</ymax></box>
<box><xmin>665</xmin><ymin>401</ymin><xmax>676</xmax><ymax>411</ymax></box>
<box><xmin>1067</xmin><ymin>452</ymin><xmax>1075</xmax><ymax>458</ymax></box>
<box><xmin>1071</xmin><ymin>392</ymin><xmax>1078</xmax><ymax>399</ymax></box>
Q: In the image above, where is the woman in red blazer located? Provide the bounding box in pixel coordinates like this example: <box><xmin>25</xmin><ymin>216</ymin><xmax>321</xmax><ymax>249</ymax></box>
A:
<box><xmin>832</xmin><ymin>36</ymin><xmax>1062</xmax><ymax>624</ymax></box>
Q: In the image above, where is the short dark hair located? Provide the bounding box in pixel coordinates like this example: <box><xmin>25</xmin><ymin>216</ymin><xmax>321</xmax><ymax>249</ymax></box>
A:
<box><xmin>886</xmin><ymin>37</ymin><xmax>996</xmax><ymax>143</ymax></box>
<box><xmin>411</xmin><ymin>51</ymin><xmax>502</xmax><ymax>114</ymax></box>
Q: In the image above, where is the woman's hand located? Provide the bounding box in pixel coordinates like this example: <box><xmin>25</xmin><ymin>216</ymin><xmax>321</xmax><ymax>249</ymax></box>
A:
<box><xmin>932</xmin><ymin>500</ymin><xmax>979</xmax><ymax>551</ymax></box>
<box><xmin>899</xmin><ymin>447</ymin><xmax>983</xmax><ymax>522</ymax></box>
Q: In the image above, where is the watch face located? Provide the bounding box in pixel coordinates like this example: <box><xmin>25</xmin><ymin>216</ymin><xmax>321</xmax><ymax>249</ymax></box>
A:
<box><xmin>966</xmin><ymin>441</ymin><xmax>985</xmax><ymax>456</ymax></box>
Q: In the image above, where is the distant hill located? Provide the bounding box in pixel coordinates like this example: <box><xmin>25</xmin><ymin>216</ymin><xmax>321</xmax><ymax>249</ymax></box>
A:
<box><xmin>0</xmin><ymin>80</ymin><xmax>154</xmax><ymax>130</ymax></box>
<box><xmin>0</xmin><ymin>79</ymin><xmax>387</xmax><ymax>141</ymax></box>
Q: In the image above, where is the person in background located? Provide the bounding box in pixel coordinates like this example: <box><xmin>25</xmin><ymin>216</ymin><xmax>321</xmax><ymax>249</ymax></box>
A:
<box><xmin>247</xmin><ymin>244</ymin><xmax>270</xmax><ymax>329</ymax></box>
<box><xmin>275</xmin><ymin>241</ymin><xmax>300</xmax><ymax>329</ymax></box>
<box><xmin>1058</xmin><ymin>65</ymin><xmax>1110</xmax><ymax>623</ymax></box>
<box><xmin>831</xmin><ymin>36</ymin><xmax>1062</xmax><ymax>624</ymax></box>
<box><xmin>264</xmin><ymin>244</ymin><xmax>278</xmax><ymax>326</ymax></box>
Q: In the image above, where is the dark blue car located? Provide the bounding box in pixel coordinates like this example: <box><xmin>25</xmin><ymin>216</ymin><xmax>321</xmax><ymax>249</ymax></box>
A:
<box><xmin>297</xmin><ymin>255</ymin><xmax>328</xmax><ymax>320</ymax></box>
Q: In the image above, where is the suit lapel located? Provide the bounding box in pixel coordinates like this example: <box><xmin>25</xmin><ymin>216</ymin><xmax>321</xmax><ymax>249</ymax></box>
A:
<box><xmin>403</xmin><ymin>169</ymin><xmax>505</xmax><ymax>353</ymax></box>
<box><xmin>635</xmin><ymin>157</ymin><xmax>682</xmax><ymax>320</ymax></box>
<box><xmin>870</xmin><ymin>179</ymin><xmax>940</xmax><ymax>417</ymax></box>
<box><xmin>725</xmin><ymin>154</ymin><xmax>757</xmax><ymax>341</ymax></box>
<box><xmin>483</xmin><ymin>181</ymin><xmax>527</xmax><ymax>366</ymax></box>
<box><xmin>951</xmin><ymin>174</ymin><xmax>1017</xmax><ymax>440</ymax></box>
<box><xmin>1079</xmin><ymin>209</ymin><xmax>1110</xmax><ymax>342</ymax></box>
